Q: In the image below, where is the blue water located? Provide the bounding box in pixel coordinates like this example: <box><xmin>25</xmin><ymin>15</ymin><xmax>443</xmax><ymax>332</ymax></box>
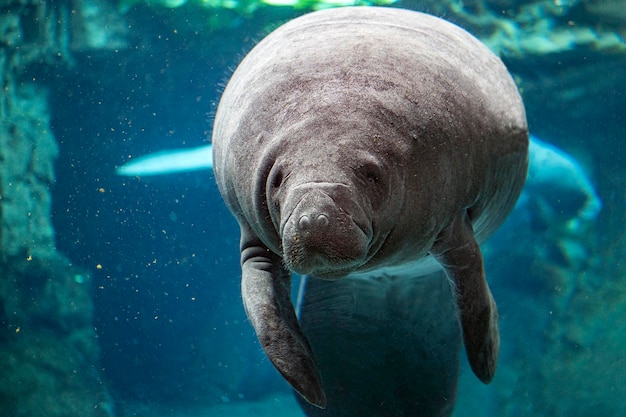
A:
<box><xmin>48</xmin><ymin>2</ymin><xmax>625</xmax><ymax>416</ymax></box>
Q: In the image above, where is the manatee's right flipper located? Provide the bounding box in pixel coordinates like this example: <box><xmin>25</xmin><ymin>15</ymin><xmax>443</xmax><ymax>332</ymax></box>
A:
<box><xmin>298</xmin><ymin>272</ymin><xmax>462</xmax><ymax>417</ymax></box>
<box><xmin>432</xmin><ymin>211</ymin><xmax>500</xmax><ymax>383</ymax></box>
<box><xmin>239</xmin><ymin>225</ymin><xmax>326</xmax><ymax>408</ymax></box>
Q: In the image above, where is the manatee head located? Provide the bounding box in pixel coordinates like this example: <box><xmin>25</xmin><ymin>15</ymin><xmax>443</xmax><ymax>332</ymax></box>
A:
<box><xmin>264</xmin><ymin>134</ymin><xmax>404</xmax><ymax>279</ymax></box>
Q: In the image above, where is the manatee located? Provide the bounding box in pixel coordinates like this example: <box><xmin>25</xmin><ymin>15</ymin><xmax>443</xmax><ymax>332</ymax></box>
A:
<box><xmin>212</xmin><ymin>6</ymin><xmax>528</xmax><ymax>415</ymax></box>
<box><xmin>525</xmin><ymin>135</ymin><xmax>602</xmax><ymax>224</ymax></box>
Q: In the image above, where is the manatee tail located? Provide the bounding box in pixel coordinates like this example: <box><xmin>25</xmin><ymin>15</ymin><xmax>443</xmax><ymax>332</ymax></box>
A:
<box><xmin>297</xmin><ymin>272</ymin><xmax>462</xmax><ymax>417</ymax></box>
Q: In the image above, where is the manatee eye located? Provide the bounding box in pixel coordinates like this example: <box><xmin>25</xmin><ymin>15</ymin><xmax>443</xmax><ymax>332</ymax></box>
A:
<box><xmin>271</xmin><ymin>169</ymin><xmax>284</xmax><ymax>189</ymax></box>
<box><xmin>358</xmin><ymin>161</ymin><xmax>383</xmax><ymax>186</ymax></box>
<box><xmin>267</xmin><ymin>166</ymin><xmax>286</xmax><ymax>218</ymax></box>
<box><xmin>366</xmin><ymin>171</ymin><xmax>380</xmax><ymax>185</ymax></box>
<box><xmin>267</xmin><ymin>165</ymin><xmax>290</xmax><ymax>208</ymax></box>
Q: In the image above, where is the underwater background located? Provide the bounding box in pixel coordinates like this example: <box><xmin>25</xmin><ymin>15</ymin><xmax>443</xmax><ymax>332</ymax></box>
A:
<box><xmin>0</xmin><ymin>0</ymin><xmax>624</xmax><ymax>416</ymax></box>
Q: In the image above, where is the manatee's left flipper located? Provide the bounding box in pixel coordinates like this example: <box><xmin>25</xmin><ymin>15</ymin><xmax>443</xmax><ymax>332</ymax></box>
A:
<box><xmin>239</xmin><ymin>224</ymin><xmax>326</xmax><ymax>408</ymax></box>
<box><xmin>432</xmin><ymin>211</ymin><xmax>500</xmax><ymax>383</ymax></box>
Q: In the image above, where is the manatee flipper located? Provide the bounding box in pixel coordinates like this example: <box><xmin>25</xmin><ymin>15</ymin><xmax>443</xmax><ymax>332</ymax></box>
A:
<box><xmin>239</xmin><ymin>224</ymin><xmax>326</xmax><ymax>408</ymax></box>
<box><xmin>298</xmin><ymin>272</ymin><xmax>462</xmax><ymax>417</ymax></box>
<box><xmin>432</xmin><ymin>211</ymin><xmax>500</xmax><ymax>383</ymax></box>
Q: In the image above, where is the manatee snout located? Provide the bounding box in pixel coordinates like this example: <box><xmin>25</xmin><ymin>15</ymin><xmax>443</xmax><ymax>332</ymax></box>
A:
<box><xmin>282</xmin><ymin>184</ymin><xmax>372</xmax><ymax>277</ymax></box>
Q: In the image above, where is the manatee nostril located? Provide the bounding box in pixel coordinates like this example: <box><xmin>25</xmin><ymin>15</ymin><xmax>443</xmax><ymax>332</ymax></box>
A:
<box><xmin>298</xmin><ymin>214</ymin><xmax>329</xmax><ymax>230</ymax></box>
<box><xmin>316</xmin><ymin>214</ymin><xmax>329</xmax><ymax>227</ymax></box>
<box><xmin>299</xmin><ymin>214</ymin><xmax>312</xmax><ymax>230</ymax></box>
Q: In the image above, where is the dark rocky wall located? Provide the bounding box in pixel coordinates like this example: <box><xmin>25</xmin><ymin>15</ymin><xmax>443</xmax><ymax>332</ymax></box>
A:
<box><xmin>0</xmin><ymin>1</ymin><xmax>126</xmax><ymax>415</ymax></box>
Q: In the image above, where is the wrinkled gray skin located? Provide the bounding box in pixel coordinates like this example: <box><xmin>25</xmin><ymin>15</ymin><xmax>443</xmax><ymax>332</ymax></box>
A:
<box><xmin>213</xmin><ymin>6</ymin><xmax>528</xmax><ymax>415</ymax></box>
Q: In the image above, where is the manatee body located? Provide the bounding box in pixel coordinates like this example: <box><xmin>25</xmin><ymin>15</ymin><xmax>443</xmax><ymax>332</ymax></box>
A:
<box><xmin>212</xmin><ymin>6</ymin><xmax>528</xmax><ymax>415</ymax></box>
